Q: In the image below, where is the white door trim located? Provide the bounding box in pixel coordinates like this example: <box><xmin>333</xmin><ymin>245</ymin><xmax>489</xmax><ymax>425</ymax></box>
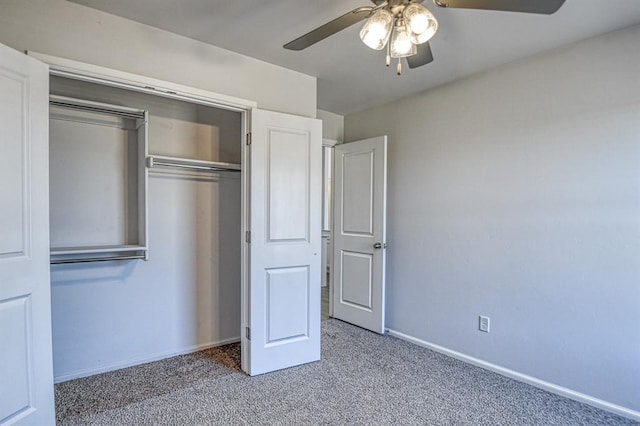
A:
<box><xmin>26</xmin><ymin>51</ymin><xmax>256</xmax><ymax>112</ymax></box>
<box><xmin>322</xmin><ymin>139</ymin><xmax>338</xmax><ymax>317</ymax></box>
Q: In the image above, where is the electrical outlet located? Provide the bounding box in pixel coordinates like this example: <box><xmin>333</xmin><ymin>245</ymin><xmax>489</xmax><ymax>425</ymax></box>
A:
<box><xmin>479</xmin><ymin>316</ymin><xmax>490</xmax><ymax>333</ymax></box>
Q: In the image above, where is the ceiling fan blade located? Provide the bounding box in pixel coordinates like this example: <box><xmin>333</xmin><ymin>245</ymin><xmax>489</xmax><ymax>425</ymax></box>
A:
<box><xmin>407</xmin><ymin>42</ymin><xmax>434</xmax><ymax>69</ymax></box>
<box><xmin>432</xmin><ymin>0</ymin><xmax>565</xmax><ymax>14</ymax></box>
<box><xmin>284</xmin><ymin>7</ymin><xmax>374</xmax><ymax>51</ymax></box>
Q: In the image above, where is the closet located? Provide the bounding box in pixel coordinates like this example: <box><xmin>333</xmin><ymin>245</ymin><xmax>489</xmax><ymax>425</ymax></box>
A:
<box><xmin>48</xmin><ymin>76</ymin><xmax>243</xmax><ymax>381</ymax></box>
<box><xmin>1</xmin><ymin>49</ymin><xmax>322</xmax><ymax>422</ymax></box>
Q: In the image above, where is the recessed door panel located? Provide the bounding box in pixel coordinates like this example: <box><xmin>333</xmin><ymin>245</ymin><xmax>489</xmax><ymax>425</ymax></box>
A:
<box><xmin>267</xmin><ymin>129</ymin><xmax>309</xmax><ymax>242</ymax></box>
<box><xmin>0</xmin><ymin>297</ymin><xmax>31</xmax><ymax>422</ymax></box>
<box><xmin>340</xmin><ymin>251</ymin><xmax>373</xmax><ymax>310</ymax></box>
<box><xmin>266</xmin><ymin>266</ymin><xmax>309</xmax><ymax>345</ymax></box>
<box><xmin>342</xmin><ymin>151</ymin><xmax>374</xmax><ymax>236</ymax></box>
<box><xmin>0</xmin><ymin>70</ymin><xmax>27</xmax><ymax>258</ymax></box>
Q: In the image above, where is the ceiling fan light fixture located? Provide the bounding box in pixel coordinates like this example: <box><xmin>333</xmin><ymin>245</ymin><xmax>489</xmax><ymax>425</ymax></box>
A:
<box><xmin>403</xmin><ymin>2</ymin><xmax>438</xmax><ymax>44</ymax></box>
<box><xmin>284</xmin><ymin>0</ymin><xmax>568</xmax><ymax>75</ymax></box>
<box><xmin>389</xmin><ymin>21</ymin><xmax>417</xmax><ymax>58</ymax></box>
<box><xmin>359</xmin><ymin>8</ymin><xmax>393</xmax><ymax>50</ymax></box>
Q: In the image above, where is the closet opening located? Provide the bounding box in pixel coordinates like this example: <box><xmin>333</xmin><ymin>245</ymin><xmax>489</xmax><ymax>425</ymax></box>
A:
<box><xmin>48</xmin><ymin>74</ymin><xmax>246</xmax><ymax>387</ymax></box>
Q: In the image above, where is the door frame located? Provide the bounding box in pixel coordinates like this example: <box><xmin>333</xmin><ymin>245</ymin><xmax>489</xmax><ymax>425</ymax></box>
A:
<box><xmin>322</xmin><ymin>138</ymin><xmax>338</xmax><ymax>318</ymax></box>
<box><xmin>26</xmin><ymin>51</ymin><xmax>260</xmax><ymax>373</ymax></box>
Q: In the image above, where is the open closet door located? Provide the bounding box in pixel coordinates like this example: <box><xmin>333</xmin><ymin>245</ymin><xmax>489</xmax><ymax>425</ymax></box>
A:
<box><xmin>0</xmin><ymin>44</ymin><xmax>55</xmax><ymax>424</ymax></box>
<box><xmin>244</xmin><ymin>109</ymin><xmax>322</xmax><ymax>375</ymax></box>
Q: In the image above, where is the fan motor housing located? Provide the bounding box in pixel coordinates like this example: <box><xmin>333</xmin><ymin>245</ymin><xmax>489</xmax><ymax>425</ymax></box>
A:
<box><xmin>371</xmin><ymin>0</ymin><xmax>424</xmax><ymax>6</ymax></box>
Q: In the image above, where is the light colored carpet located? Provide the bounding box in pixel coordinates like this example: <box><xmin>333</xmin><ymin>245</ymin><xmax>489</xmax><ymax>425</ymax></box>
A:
<box><xmin>55</xmin><ymin>320</ymin><xmax>637</xmax><ymax>425</ymax></box>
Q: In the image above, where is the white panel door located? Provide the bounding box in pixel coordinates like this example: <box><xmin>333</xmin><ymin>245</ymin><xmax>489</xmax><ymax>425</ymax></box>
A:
<box><xmin>244</xmin><ymin>109</ymin><xmax>322</xmax><ymax>375</ymax></box>
<box><xmin>333</xmin><ymin>136</ymin><xmax>387</xmax><ymax>334</ymax></box>
<box><xmin>0</xmin><ymin>44</ymin><xmax>55</xmax><ymax>424</ymax></box>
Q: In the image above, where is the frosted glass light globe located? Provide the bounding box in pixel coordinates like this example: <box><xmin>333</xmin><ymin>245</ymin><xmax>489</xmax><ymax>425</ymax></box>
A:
<box><xmin>360</xmin><ymin>9</ymin><xmax>394</xmax><ymax>50</ymax></box>
<box><xmin>390</xmin><ymin>24</ymin><xmax>417</xmax><ymax>58</ymax></box>
<box><xmin>403</xmin><ymin>3</ymin><xmax>438</xmax><ymax>44</ymax></box>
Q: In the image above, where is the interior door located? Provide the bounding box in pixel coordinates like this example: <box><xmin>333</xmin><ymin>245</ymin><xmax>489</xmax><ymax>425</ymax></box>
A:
<box><xmin>0</xmin><ymin>44</ymin><xmax>55</xmax><ymax>424</ymax></box>
<box><xmin>333</xmin><ymin>136</ymin><xmax>387</xmax><ymax>334</ymax></box>
<box><xmin>243</xmin><ymin>109</ymin><xmax>322</xmax><ymax>375</ymax></box>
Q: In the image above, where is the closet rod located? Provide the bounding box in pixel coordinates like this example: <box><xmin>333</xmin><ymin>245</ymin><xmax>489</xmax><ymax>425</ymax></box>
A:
<box><xmin>150</xmin><ymin>160</ymin><xmax>241</xmax><ymax>172</ymax></box>
<box><xmin>147</xmin><ymin>155</ymin><xmax>241</xmax><ymax>172</ymax></box>
<box><xmin>51</xmin><ymin>255</ymin><xmax>146</xmax><ymax>265</ymax></box>
<box><xmin>50</xmin><ymin>95</ymin><xmax>147</xmax><ymax>120</ymax></box>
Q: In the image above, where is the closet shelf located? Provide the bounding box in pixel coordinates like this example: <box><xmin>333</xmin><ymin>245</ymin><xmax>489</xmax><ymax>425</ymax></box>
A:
<box><xmin>147</xmin><ymin>155</ymin><xmax>241</xmax><ymax>172</ymax></box>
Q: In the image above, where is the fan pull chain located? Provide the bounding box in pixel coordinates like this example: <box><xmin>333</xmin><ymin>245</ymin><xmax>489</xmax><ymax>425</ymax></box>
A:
<box><xmin>386</xmin><ymin>42</ymin><xmax>391</xmax><ymax>67</ymax></box>
<box><xmin>397</xmin><ymin>58</ymin><xmax>402</xmax><ymax>75</ymax></box>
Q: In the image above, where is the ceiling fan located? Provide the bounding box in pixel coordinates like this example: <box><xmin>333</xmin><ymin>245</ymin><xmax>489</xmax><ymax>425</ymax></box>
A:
<box><xmin>284</xmin><ymin>0</ymin><xmax>566</xmax><ymax>74</ymax></box>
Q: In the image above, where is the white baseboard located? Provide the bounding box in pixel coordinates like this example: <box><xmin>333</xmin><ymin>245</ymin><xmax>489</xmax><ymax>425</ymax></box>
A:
<box><xmin>386</xmin><ymin>328</ymin><xmax>640</xmax><ymax>422</ymax></box>
<box><xmin>54</xmin><ymin>336</ymin><xmax>241</xmax><ymax>384</ymax></box>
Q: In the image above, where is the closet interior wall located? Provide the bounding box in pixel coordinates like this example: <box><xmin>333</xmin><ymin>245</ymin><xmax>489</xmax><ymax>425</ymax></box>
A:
<box><xmin>49</xmin><ymin>76</ymin><xmax>242</xmax><ymax>382</ymax></box>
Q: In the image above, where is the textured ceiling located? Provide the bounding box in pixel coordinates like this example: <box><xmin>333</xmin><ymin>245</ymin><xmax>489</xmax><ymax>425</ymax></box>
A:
<box><xmin>69</xmin><ymin>0</ymin><xmax>640</xmax><ymax>115</ymax></box>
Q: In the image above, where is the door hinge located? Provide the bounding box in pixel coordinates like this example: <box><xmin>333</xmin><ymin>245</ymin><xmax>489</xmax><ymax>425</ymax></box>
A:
<box><xmin>245</xmin><ymin>231</ymin><xmax>251</xmax><ymax>243</ymax></box>
<box><xmin>246</xmin><ymin>132</ymin><xmax>252</xmax><ymax>146</ymax></box>
<box><xmin>245</xmin><ymin>327</ymin><xmax>251</xmax><ymax>340</ymax></box>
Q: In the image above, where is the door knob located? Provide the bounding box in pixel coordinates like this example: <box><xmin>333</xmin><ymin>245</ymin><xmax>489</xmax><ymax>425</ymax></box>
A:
<box><xmin>373</xmin><ymin>242</ymin><xmax>382</xmax><ymax>249</ymax></box>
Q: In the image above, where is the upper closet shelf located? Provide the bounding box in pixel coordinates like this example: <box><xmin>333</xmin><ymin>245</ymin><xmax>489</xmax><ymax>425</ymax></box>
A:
<box><xmin>147</xmin><ymin>155</ymin><xmax>241</xmax><ymax>172</ymax></box>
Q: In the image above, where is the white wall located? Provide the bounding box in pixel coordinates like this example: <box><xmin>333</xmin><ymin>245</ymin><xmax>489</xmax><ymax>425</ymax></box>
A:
<box><xmin>345</xmin><ymin>25</ymin><xmax>640</xmax><ymax>414</ymax></box>
<box><xmin>0</xmin><ymin>0</ymin><xmax>316</xmax><ymax>117</ymax></box>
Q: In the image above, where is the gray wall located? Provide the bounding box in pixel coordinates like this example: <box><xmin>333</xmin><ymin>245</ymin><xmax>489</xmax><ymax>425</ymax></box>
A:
<box><xmin>0</xmin><ymin>0</ymin><xmax>316</xmax><ymax>117</ymax></box>
<box><xmin>317</xmin><ymin>109</ymin><xmax>344</xmax><ymax>142</ymax></box>
<box><xmin>345</xmin><ymin>25</ymin><xmax>640</xmax><ymax>413</ymax></box>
